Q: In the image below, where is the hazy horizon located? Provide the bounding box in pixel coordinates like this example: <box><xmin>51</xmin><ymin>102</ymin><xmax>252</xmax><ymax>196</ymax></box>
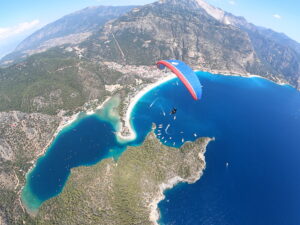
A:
<box><xmin>0</xmin><ymin>0</ymin><xmax>299</xmax><ymax>59</ymax></box>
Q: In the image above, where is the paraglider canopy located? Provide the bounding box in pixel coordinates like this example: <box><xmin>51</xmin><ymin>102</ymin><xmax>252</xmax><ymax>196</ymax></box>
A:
<box><xmin>156</xmin><ymin>60</ymin><xmax>202</xmax><ymax>100</ymax></box>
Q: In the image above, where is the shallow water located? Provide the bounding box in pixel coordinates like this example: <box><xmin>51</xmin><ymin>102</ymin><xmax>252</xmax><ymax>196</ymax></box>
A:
<box><xmin>135</xmin><ymin>72</ymin><xmax>300</xmax><ymax>225</ymax></box>
<box><xmin>22</xmin><ymin>72</ymin><xmax>300</xmax><ymax>225</ymax></box>
<box><xmin>21</xmin><ymin>97</ymin><xmax>151</xmax><ymax>211</ymax></box>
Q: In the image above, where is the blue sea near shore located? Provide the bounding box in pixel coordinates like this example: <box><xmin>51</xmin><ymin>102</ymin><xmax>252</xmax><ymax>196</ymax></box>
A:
<box><xmin>22</xmin><ymin>71</ymin><xmax>300</xmax><ymax>225</ymax></box>
<box><xmin>22</xmin><ymin>98</ymin><xmax>151</xmax><ymax>211</ymax></box>
<box><xmin>22</xmin><ymin>115</ymin><xmax>123</xmax><ymax>211</ymax></box>
<box><xmin>143</xmin><ymin>72</ymin><xmax>300</xmax><ymax>225</ymax></box>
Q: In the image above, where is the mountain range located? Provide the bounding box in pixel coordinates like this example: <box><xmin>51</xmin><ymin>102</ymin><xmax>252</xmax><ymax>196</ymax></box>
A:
<box><xmin>0</xmin><ymin>5</ymin><xmax>135</xmax><ymax>65</ymax></box>
<box><xmin>1</xmin><ymin>0</ymin><xmax>300</xmax><ymax>224</ymax></box>
<box><xmin>82</xmin><ymin>0</ymin><xmax>300</xmax><ymax>87</ymax></box>
<box><xmin>2</xmin><ymin>0</ymin><xmax>300</xmax><ymax>89</ymax></box>
<box><xmin>1</xmin><ymin>0</ymin><xmax>300</xmax><ymax>115</ymax></box>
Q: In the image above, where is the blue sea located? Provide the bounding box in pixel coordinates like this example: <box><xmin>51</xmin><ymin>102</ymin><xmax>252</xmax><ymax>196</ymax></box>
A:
<box><xmin>22</xmin><ymin>72</ymin><xmax>300</xmax><ymax>225</ymax></box>
<box><xmin>21</xmin><ymin>99</ymin><xmax>150</xmax><ymax>211</ymax></box>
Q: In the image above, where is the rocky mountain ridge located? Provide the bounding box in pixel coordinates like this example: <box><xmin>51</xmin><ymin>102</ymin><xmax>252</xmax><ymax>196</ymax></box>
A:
<box><xmin>2</xmin><ymin>0</ymin><xmax>300</xmax><ymax>89</ymax></box>
<box><xmin>81</xmin><ymin>0</ymin><xmax>300</xmax><ymax>88</ymax></box>
<box><xmin>0</xmin><ymin>0</ymin><xmax>300</xmax><ymax>224</ymax></box>
<box><xmin>0</xmin><ymin>5</ymin><xmax>136</xmax><ymax>66</ymax></box>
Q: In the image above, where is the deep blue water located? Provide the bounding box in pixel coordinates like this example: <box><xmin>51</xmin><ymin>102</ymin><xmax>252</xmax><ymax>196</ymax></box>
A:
<box><xmin>22</xmin><ymin>115</ymin><xmax>121</xmax><ymax>210</ymax></box>
<box><xmin>131</xmin><ymin>72</ymin><xmax>300</xmax><ymax>225</ymax></box>
<box><xmin>22</xmin><ymin>71</ymin><xmax>300</xmax><ymax>225</ymax></box>
<box><xmin>22</xmin><ymin>110</ymin><xmax>149</xmax><ymax>211</ymax></box>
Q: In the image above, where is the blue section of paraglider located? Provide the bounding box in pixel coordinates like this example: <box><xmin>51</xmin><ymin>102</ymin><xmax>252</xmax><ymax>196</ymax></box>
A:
<box><xmin>156</xmin><ymin>60</ymin><xmax>202</xmax><ymax>100</ymax></box>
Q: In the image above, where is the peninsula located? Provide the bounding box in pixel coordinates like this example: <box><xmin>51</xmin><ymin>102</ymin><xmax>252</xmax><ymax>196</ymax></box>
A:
<box><xmin>33</xmin><ymin>132</ymin><xmax>212</xmax><ymax>225</ymax></box>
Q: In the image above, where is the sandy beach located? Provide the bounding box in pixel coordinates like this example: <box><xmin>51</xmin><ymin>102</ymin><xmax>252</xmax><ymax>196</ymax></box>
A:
<box><xmin>117</xmin><ymin>74</ymin><xmax>176</xmax><ymax>141</ymax></box>
<box><xmin>50</xmin><ymin>69</ymin><xmax>289</xmax><ymax>146</ymax></box>
<box><xmin>117</xmin><ymin>69</ymin><xmax>290</xmax><ymax>142</ymax></box>
<box><xmin>38</xmin><ymin>69</ymin><xmax>273</xmax><ymax>151</ymax></box>
<box><xmin>22</xmin><ymin>68</ymin><xmax>292</xmax><ymax>218</ymax></box>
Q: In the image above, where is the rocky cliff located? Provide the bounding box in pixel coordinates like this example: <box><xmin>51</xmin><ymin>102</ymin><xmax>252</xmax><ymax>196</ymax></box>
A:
<box><xmin>82</xmin><ymin>0</ymin><xmax>300</xmax><ymax>88</ymax></box>
<box><xmin>0</xmin><ymin>0</ymin><xmax>300</xmax><ymax>224</ymax></box>
<box><xmin>0</xmin><ymin>6</ymin><xmax>136</xmax><ymax>66</ymax></box>
<box><xmin>34</xmin><ymin>132</ymin><xmax>211</xmax><ymax>225</ymax></box>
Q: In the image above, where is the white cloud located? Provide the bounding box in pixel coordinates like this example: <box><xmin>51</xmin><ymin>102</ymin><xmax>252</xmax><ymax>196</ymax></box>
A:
<box><xmin>0</xmin><ymin>20</ymin><xmax>40</xmax><ymax>41</ymax></box>
<box><xmin>228</xmin><ymin>0</ymin><xmax>235</xmax><ymax>5</ymax></box>
<box><xmin>273</xmin><ymin>14</ymin><xmax>282</xmax><ymax>19</ymax></box>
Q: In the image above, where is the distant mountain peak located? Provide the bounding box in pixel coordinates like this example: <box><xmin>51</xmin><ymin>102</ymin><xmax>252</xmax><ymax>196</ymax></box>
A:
<box><xmin>81</xmin><ymin>0</ymin><xmax>300</xmax><ymax>88</ymax></box>
<box><xmin>158</xmin><ymin>0</ymin><xmax>231</xmax><ymax>24</ymax></box>
<box><xmin>193</xmin><ymin>0</ymin><xmax>230</xmax><ymax>23</ymax></box>
<box><xmin>0</xmin><ymin>5</ymin><xmax>136</xmax><ymax>66</ymax></box>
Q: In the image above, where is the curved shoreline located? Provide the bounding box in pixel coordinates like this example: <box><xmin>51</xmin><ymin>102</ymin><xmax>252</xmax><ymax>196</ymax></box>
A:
<box><xmin>117</xmin><ymin>74</ymin><xmax>176</xmax><ymax>141</ymax></box>
<box><xmin>34</xmin><ymin>70</ymin><xmax>292</xmax><ymax>160</ymax></box>
<box><xmin>21</xmin><ymin>97</ymin><xmax>114</xmax><ymax>213</ymax></box>
<box><xmin>21</xmin><ymin>69</ymin><xmax>294</xmax><ymax>216</ymax></box>
<box><xmin>149</xmin><ymin>176</ymin><xmax>184</xmax><ymax>224</ymax></box>
<box><xmin>118</xmin><ymin>70</ymin><xmax>292</xmax><ymax>144</ymax></box>
<box><xmin>149</xmin><ymin>138</ymin><xmax>214</xmax><ymax>225</ymax></box>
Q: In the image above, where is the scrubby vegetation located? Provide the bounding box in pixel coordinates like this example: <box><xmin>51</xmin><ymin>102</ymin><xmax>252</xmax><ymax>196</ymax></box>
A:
<box><xmin>34</xmin><ymin>133</ymin><xmax>211</xmax><ymax>225</ymax></box>
<box><xmin>0</xmin><ymin>48</ymin><xmax>124</xmax><ymax>114</ymax></box>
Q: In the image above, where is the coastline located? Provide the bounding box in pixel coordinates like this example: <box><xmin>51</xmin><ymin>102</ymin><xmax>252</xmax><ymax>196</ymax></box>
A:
<box><xmin>117</xmin><ymin>74</ymin><xmax>176</xmax><ymax>141</ymax></box>
<box><xmin>21</xmin><ymin>112</ymin><xmax>82</xmax><ymax>213</ymax></box>
<box><xmin>21</xmin><ymin>97</ymin><xmax>114</xmax><ymax>213</ymax></box>
<box><xmin>149</xmin><ymin>176</ymin><xmax>184</xmax><ymax>224</ymax></box>
<box><xmin>20</xmin><ymin>68</ymin><xmax>293</xmax><ymax>216</ymax></box>
<box><xmin>27</xmin><ymin>68</ymin><xmax>295</xmax><ymax>164</ymax></box>
<box><xmin>32</xmin><ymin>68</ymin><xmax>262</xmax><ymax>160</ymax></box>
<box><xmin>198</xmin><ymin>68</ymin><xmax>291</xmax><ymax>87</ymax></box>
<box><xmin>29</xmin><ymin>97</ymin><xmax>114</xmax><ymax>166</ymax></box>
<box><xmin>117</xmin><ymin>69</ymin><xmax>292</xmax><ymax>143</ymax></box>
<box><xmin>85</xmin><ymin>97</ymin><xmax>112</xmax><ymax>116</ymax></box>
<box><xmin>20</xmin><ymin>74</ymin><xmax>176</xmax><ymax>212</ymax></box>
<box><xmin>149</xmin><ymin>138</ymin><xmax>213</xmax><ymax>225</ymax></box>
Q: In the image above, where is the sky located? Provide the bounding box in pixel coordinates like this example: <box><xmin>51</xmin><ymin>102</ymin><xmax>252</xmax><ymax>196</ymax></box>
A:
<box><xmin>0</xmin><ymin>0</ymin><xmax>299</xmax><ymax>58</ymax></box>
